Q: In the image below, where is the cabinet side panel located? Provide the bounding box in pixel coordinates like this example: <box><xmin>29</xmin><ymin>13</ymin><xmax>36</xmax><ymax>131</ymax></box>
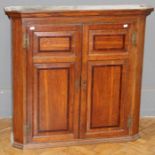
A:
<box><xmin>12</xmin><ymin>18</ymin><xmax>25</xmax><ymax>143</ymax></box>
<box><xmin>130</xmin><ymin>16</ymin><xmax>146</xmax><ymax>135</ymax></box>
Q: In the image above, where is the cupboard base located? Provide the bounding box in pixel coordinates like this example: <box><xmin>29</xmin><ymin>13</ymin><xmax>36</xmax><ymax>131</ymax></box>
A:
<box><xmin>13</xmin><ymin>134</ymin><xmax>140</xmax><ymax>149</ymax></box>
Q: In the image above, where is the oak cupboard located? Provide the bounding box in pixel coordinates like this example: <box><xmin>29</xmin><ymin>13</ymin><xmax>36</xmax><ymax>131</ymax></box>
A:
<box><xmin>5</xmin><ymin>5</ymin><xmax>153</xmax><ymax>149</ymax></box>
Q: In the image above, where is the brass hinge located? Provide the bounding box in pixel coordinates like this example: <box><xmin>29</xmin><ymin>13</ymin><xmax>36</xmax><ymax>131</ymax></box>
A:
<box><xmin>23</xmin><ymin>33</ymin><xmax>29</xmax><ymax>49</ymax></box>
<box><xmin>132</xmin><ymin>32</ymin><xmax>137</xmax><ymax>47</ymax></box>
<box><xmin>127</xmin><ymin>116</ymin><xmax>133</xmax><ymax>129</ymax></box>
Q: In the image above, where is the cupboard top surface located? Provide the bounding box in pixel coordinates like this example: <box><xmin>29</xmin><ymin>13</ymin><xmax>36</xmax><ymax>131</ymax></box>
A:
<box><xmin>5</xmin><ymin>5</ymin><xmax>153</xmax><ymax>18</ymax></box>
<box><xmin>4</xmin><ymin>5</ymin><xmax>153</xmax><ymax>12</ymax></box>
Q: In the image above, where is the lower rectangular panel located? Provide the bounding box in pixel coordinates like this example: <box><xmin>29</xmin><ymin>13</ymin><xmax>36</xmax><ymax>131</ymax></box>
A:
<box><xmin>38</xmin><ymin>68</ymin><xmax>69</xmax><ymax>132</ymax></box>
<box><xmin>28</xmin><ymin>63</ymin><xmax>80</xmax><ymax>142</ymax></box>
<box><xmin>91</xmin><ymin>65</ymin><xmax>122</xmax><ymax>129</ymax></box>
<box><xmin>80</xmin><ymin>60</ymin><xmax>130</xmax><ymax>138</ymax></box>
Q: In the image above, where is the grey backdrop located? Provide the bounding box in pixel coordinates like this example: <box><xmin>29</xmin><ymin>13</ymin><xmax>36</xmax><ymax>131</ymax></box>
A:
<box><xmin>0</xmin><ymin>0</ymin><xmax>155</xmax><ymax>118</ymax></box>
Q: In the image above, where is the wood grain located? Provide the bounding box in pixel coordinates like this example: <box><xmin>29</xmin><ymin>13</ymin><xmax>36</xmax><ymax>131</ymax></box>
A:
<box><xmin>91</xmin><ymin>65</ymin><xmax>122</xmax><ymax>128</ymax></box>
<box><xmin>12</xmin><ymin>17</ymin><xmax>26</xmax><ymax>144</ymax></box>
<box><xmin>80</xmin><ymin>23</ymin><xmax>131</xmax><ymax>139</ymax></box>
<box><xmin>88</xmin><ymin>24</ymin><xmax>129</xmax><ymax>53</ymax></box>
<box><xmin>33</xmin><ymin>26</ymin><xmax>80</xmax><ymax>55</ymax></box>
<box><xmin>39</xmin><ymin>36</ymin><xmax>71</xmax><ymax>52</ymax></box>
<box><xmin>80</xmin><ymin>60</ymin><xmax>129</xmax><ymax>139</ymax></box>
<box><xmin>93</xmin><ymin>35</ymin><xmax>125</xmax><ymax>51</ymax></box>
<box><xmin>38</xmin><ymin>68</ymin><xmax>69</xmax><ymax>132</ymax></box>
<box><xmin>32</xmin><ymin>63</ymin><xmax>77</xmax><ymax>142</ymax></box>
<box><xmin>5</xmin><ymin>6</ymin><xmax>153</xmax><ymax>148</ymax></box>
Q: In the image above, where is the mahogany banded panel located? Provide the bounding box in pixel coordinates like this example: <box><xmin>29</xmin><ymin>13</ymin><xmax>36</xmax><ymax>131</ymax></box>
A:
<box><xmin>80</xmin><ymin>60</ymin><xmax>130</xmax><ymax>139</ymax></box>
<box><xmin>32</xmin><ymin>25</ymin><xmax>81</xmax><ymax>55</ymax></box>
<box><xmin>91</xmin><ymin>65</ymin><xmax>122</xmax><ymax>129</ymax></box>
<box><xmin>93</xmin><ymin>34</ymin><xmax>125</xmax><ymax>51</ymax></box>
<box><xmin>39</xmin><ymin>36</ymin><xmax>71</xmax><ymax>52</ymax></box>
<box><xmin>31</xmin><ymin>63</ymin><xmax>79</xmax><ymax>142</ymax></box>
<box><xmin>88</xmin><ymin>24</ymin><xmax>130</xmax><ymax>53</ymax></box>
<box><xmin>38</xmin><ymin>68</ymin><xmax>69</xmax><ymax>132</ymax></box>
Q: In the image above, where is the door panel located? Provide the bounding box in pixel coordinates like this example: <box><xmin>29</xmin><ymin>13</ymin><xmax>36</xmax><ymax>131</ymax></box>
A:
<box><xmin>80</xmin><ymin>24</ymin><xmax>131</xmax><ymax>138</ymax></box>
<box><xmin>80</xmin><ymin>60</ymin><xmax>129</xmax><ymax>138</ymax></box>
<box><xmin>93</xmin><ymin>34</ymin><xmax>125</xmax><ymax>51</ymax></box>
<box><xmin>27</xmin><ymin>24</ymin><xmax>81</xmax><ymax>142</ymax></box>
<box><xmin>91</xmin><ymin>64</ymin><xmax>122</xmax><ymax>129</ymax></box>
<box><xmin>88</xmin><ymin>24</ymin><xmax>130</xmax><ymax>54</ymax></box>
<box><xmin>39</xmin><ymin>36</ymin><xmax>71</xmax><ymax>52</ymax></box>
<box><xmin>33</xmin><ymin>25</ymin><xmax>80</xmax><ymax>55</ymax></box>
<box><xmin>38</xmin><ymin>67</ymin><xmax>70</xmax><ymax>132</ymax></box>
<box><xmin>32</xmin><ymin>63</ymin><xmax>77</xmax><ymax>142</ymax></box>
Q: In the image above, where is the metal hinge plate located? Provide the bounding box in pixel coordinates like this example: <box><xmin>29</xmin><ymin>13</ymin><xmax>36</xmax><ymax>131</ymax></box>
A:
<box><xmin>23</xmin><ymin>33</ymin><xmax>29</xmax><ymax>49</ymax></box>
<box><xmin>127</xmin><ymin>116</ymin><xmax>133</xmax><ymax>129</ymax></box>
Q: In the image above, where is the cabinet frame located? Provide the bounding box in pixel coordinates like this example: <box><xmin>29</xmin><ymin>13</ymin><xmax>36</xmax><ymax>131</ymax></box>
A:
<box><xmin>5</xmin><ymin>6</ymin><xmax>153</xmax><ymax>148</ymax></box>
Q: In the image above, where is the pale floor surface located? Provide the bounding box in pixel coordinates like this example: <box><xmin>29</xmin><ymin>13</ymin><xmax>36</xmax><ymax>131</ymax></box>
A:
<box><xmin>0</xmin><ymin>118</ymin><xmax>155</xmax><ymax>155</ymax></box>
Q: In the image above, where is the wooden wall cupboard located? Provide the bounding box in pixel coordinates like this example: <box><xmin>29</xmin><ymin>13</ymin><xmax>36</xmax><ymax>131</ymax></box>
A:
<box><xmin>5</xmin><ymin>5</ymin><xmax>153</xmax><ymax>149</ymax></box>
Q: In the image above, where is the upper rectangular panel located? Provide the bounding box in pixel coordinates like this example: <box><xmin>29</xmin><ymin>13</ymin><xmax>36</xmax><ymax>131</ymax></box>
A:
<box><xmin>88</xmin><ymin>24</ymin><xmax>130</xmax><ymax>54</ymax></box>
<box><xmin>39</xmin><ymin>36</ymin><xmax>71</xmax><ymax>52</ymax></box>
<box><xmin>93</xmin><ymin>34</ymin><xmax>125</xmax><ymax>51</ymax></box>
<box><xmin>30</xmin><ymin>25</ymin><xmax>81</xmax><ymax>58</ymax></box>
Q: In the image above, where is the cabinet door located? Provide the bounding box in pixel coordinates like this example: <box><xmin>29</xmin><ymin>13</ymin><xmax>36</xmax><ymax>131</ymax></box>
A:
<box><xmin>26</xmin><ymin>24</ymin><xmax>81</xmax><ymax>143</ymax></box>
<box><xmin>80</xmin><ymin>24</ymin><xmax>132</xmax><ymax>138</ymax></box>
